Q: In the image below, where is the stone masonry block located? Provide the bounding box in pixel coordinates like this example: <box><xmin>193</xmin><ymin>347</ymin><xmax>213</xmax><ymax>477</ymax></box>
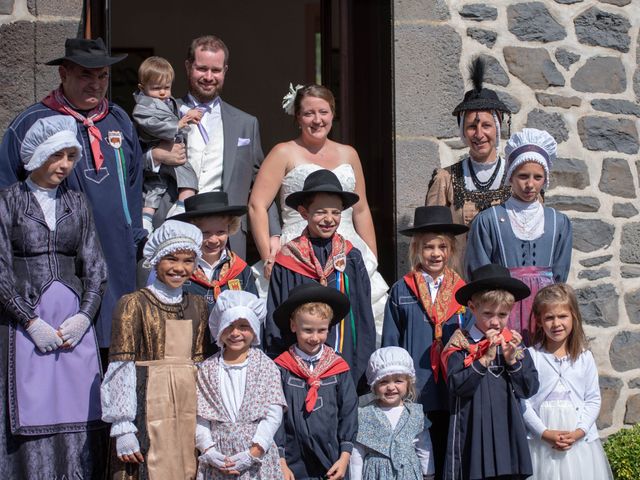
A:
<box><xmin>549</xmin><ymin>158</ymin><xmax>589</xmax><ymax>190</ymax></box>
<box><xmin>576</xmin><ymin>284</ymin><xmax>618</xmax><ymax>327</ymax></box>
<box><xmin>395</xmin><ymin>0</ymin><xmax>449</xmax><ymax>21</ymax></box>
<box><xmin>395</xmin><ymin>24</ymin><xmax>462</xmax><ymax>138</ymax></box>
<box><xmin>571</xmin><ymin>218</ymin><xmax>614</xmax><ymax>252</ymax></box>
<box><xmin>575</xmin><ymin>6</ymin><xmax>631</xmax><ymax>53</ymax></box>
<box><xmin>578</xmin><ymin>116</ymin><xmax>638</xmax><ymax>154</ymax></box>
<box><xmin>0</xmin><ymin>21</ymin><xmax>35</xmax><ymax>136</ymax></box>
<box><xmin>396</xmin><ymin>138</ymin><xmax>439</xmax><ymax>275</ymax></box>
<box><xmin>35</xmin><ymin>20</ymin><xmax>81</xmax><ymax>65</ymax></box>
<box><xmin>621</xmin><ymin>223</ymin><xmax>640</xmax><ymax>264</ymax></box>
<box><xmin>28</xmin><ymin>0</ymin><xmax>82</xmax><ymax>17</ymax></box>
<box><xmin>503</xmin><ymin>47</ymin><xmax>564</xmax><ymax>89</ymax></box>
<box><xmin>599</xmin><ymin>158</ymin><xmax>636</xmax><ymax>198</ymax></box>
<box><xmin>610</xmin><ymin>331</ymin><xmax>640</xmax><ymax>372</ymax></box>
<box><xmin>597</xmin><ymin>376</ymin><xmax>622</xmax><ymax>429</ymax></box>
<box><xmin>0</xmin><ymin>0</ymin><xmax>14</xmax><ymax>15</ymax></box>
<box><xmin>507</xmin><ymin>2</ymin><xmax>566</xmax><ymax>43</ymax></box>
<box><xmin>571</xmin><ymin>56</ymin><xmax>626</xmax><ymax>93</ymax></box>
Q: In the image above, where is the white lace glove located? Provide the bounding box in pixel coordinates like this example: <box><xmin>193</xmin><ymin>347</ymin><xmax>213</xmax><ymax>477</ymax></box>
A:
<box><xmin>228</xmin><ymin>450</ymin><xmax>260</xmax><ymax>473</ymax></box>
<box><xmin>198</xmin><ymin>448</ymin><xmax>227</xmax><ymax>469</ymax></box>
<box><xmin>59</xmin><ymin>313</ymin><xmax>91</xmax><ymax>347</ymax></box>
<box><xmin>116</xmin><ymin>432</ymin><xmax>141</xmax><ymax>456</ymax></box>
<box><xmin>26</xmin><ymin>318</ymin><xmax>63</xmax><ymax>353</ymax></box>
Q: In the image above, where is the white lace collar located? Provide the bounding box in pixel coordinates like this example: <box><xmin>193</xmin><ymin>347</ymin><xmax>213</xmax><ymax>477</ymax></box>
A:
<box><xmin>505</xmin><ymin>196</ymin><xmax>544</xmax><ymax>241</ymax></box>
<box><xmin>147</xmin><ymin>278</ymin><xmax>183</xmax><ymax>304</ymax></box>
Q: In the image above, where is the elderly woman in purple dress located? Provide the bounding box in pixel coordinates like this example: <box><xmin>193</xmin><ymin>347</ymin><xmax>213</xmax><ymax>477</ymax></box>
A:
<box><xmin>0</xmin><ymin>115</ymin><xmax>108</xmax><ymax>478</ymax></box>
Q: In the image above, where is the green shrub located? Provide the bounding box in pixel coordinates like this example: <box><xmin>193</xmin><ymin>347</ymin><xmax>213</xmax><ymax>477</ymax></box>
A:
<box><xmin>604</xmin><ymin>423</ymin><xmax>640</xmax><ymax>480</ymax></box>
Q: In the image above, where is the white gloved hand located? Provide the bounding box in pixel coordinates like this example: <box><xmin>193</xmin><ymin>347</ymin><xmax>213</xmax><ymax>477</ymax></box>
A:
<box><xmin>58</xmin><ymin>313</ymin><xmax>91</xmax><ymax>348</ymax></box>
<box><xmin>26</xmin><ymin>317</ymin><xmax>63</xmax><ymax>353</ymax></box>
<box><xmin>116</xmin><ymin>432</ymin><xmax>140</xmax><ymax>456</ymax></box>
<box><xmin>198</xmin><ymin>448</ymin><xmax>228</xmax><ymax>469</ymax></box>
<box><xmin>228</xmin><ymin>450</ymin><xmax>260</xmax><ymax>473</ymax></box>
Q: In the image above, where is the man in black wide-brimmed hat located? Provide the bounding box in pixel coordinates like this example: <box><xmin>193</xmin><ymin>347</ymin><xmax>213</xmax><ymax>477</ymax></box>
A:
<box><xmin>0</xmin><ymin>37</ymin><xmax>145</xmax><ymax>356</ymax></box>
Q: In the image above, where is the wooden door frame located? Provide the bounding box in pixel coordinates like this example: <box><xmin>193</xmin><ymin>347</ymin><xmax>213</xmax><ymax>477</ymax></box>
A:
<box><xmin>85</xmin><ymin>0</ymin><xmax>396</xmax><ymax>280</ymax></box>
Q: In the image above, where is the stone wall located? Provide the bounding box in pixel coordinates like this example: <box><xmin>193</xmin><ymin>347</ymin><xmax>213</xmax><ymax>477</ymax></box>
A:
<box><xmin>394</xmin><ymin>0</ymin><xmax>640</xmax><ymax>435</ymax></box>
<box><xmin>0</xmin><ymin>0</ymin><xmax>82</xmax><ymax>133</ymax></box>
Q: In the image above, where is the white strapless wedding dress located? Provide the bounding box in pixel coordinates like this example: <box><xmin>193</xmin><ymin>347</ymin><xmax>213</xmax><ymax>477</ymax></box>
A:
<box><xmin>253</xmin><ymin>163</ymin><xmax>389</xmax><ymax>330</ymax></box>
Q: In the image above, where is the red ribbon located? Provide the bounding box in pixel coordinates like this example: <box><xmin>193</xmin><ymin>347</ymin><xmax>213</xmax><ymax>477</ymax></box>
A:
<box><xmin>42</xmin><ymin>86</ymin><xmax>109</xmax><ymax>171</ymax></box>
<box><xmin>441</xmin><ymin>327</ymin><xmax>515</xmax><ymax>380</ymax></box>
<box><xmin>275</xmin><ymin>348</ymin><xmax>350</xmax><ymax>413</ymax></box>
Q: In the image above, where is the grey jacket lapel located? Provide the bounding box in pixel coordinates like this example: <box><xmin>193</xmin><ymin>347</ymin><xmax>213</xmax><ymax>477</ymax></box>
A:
<box><xmin>221</xmin><ymin>101</ymin><xmax>238</xmax><ymax>191</ymax></box>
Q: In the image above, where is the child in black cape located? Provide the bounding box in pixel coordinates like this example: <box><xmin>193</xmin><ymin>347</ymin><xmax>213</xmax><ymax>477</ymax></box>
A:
<box><xmin>265</xmin><ymin>169</ymin><xmax>376</xmax><ymax>392</ymax></box>
<box><xmin>441</xmin><ymin>264</ymin><xmax>539</xmax><ymax>480</ymax></box>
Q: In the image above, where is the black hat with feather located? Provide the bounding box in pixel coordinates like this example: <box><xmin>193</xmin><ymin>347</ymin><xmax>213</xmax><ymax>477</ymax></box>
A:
<box><xmin>452</xmin><ymin>56</ymin><xmax>511</xmax><ymax>121</ymax></box>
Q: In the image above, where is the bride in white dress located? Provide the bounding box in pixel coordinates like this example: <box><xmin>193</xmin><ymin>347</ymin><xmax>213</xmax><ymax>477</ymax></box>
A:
<box><xmin>248</xmin><ymin>84</ymin><xmax>388</xmax><ymax>325</ymax></box>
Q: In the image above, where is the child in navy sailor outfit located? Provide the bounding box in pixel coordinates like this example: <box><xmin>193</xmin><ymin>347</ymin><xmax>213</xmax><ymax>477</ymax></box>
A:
<box><xmin>441</xmin><ymin>264</ymin><xmax>539</xmax><ymax>480</ymax></box>
<box><xmin>265</xmin><ymin>169</ymin><xmax>376</xmax><ymax>393</ymax></box>
<box><xmin>273</xmin><ymin>284</ymin><xmax>358</xmax><ymax>480</ymax></box>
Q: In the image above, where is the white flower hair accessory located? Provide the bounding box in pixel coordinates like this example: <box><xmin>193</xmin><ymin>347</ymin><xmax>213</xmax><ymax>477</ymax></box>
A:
<box><xmin>282</xmin><ymin>83</ymin><xmax>304</xmax><ymax>116</ymax></box>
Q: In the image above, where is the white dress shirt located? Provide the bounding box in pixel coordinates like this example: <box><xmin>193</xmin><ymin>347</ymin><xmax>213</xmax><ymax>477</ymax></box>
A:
<box><xmin>184</xmin><ymin>94</ymin><xmax>224</xmax><ymax>193</ymax></box>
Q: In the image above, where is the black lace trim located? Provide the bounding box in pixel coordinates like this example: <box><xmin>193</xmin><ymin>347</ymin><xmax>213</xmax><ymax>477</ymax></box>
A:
<box><xmin>449</xmin><ymin>159</ymin><xmax>512</xmax><ymax>211</ymax></box>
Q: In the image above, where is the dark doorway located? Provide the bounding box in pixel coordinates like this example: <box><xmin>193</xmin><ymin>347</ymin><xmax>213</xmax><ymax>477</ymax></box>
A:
<box><xmin>88</xmin><ymin>0</ymin><xmax>395</xmax><ymax>280</ymax></box>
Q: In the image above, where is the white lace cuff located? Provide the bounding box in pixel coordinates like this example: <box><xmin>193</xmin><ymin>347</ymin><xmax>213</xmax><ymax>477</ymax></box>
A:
<box><xmin>101</xmin><ymin>361</ymin><xmax>137</xmax><ymax>427</ymax></box>
<box><xmin>110</xmin><ymin>420</ymin><xmax>138</xmax><ymax>437</ymax></box>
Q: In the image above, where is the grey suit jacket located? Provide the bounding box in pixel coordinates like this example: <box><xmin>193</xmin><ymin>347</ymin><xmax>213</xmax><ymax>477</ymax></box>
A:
<box><xmin>150</xmin><ymin>96</ymin><xmax>280</xmax><ymax>258</ymax></box>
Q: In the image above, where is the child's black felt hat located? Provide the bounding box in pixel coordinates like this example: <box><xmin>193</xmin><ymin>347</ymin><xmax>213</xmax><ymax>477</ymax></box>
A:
<box><xmin>273</xmin><ymin>283</ymin><xmax>351</xmax><ymax>331</ymax></box>
<box><xmin>455</xmin><ymin>264</ymin><xmax>530</xmax><ymax>306</ymax></box>
<box><xmin>285</xmin><ymin>169</ymin><xmax>360</xmax><ymax>210</ymax></box>
<box><xmin>399</xmin><ymin>206</ymin><xmax>469</xmax><ymax>236</ymax></box>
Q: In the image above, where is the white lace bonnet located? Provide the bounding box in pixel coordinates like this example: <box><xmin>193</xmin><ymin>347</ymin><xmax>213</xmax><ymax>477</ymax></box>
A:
<box><xmin>20</xmin><ymin>115</ymin><xmax>82</xmax><ymax>171</ymax></box>
<box><xmin>366</xmin><ymin>346</ymin><xmax>416</xmax><ymax>387</ymax></box>
<box><xmin>209</xmin><ymin>290</ymin><xmax>267</xmax><ymax>348</ymax></box>
<box><xmin>142</xmin><ymin>220</ymin><xmax>202</xmax><ymax>268</ymax></box>
<box><xmin>504</xmin><ymin>128</ymin><xmax>557</xmax><ymax>188</ymax></box>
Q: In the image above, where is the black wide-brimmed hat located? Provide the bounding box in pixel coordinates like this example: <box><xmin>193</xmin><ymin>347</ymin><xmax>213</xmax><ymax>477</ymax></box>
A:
<box><xmin>285</xmin><ymin>169</ymin><xmax>360</xmax><ymax>210</ymax></box>
<box><xmin>400</xmin><ymin>206</ymin><xmax>469</xmax><ymax>236</ymax></box>
<box><xmin>452</xmin><ymin>57</ymin><xmax>510</xmax><ymax>119</ymax></box>
<box><xmin>169</xmin><ymin>192</ymin><xmax>247</xmax><ymax>221</ymax></box>
<box><xmin>455</xmin><ymin>264</ymin><xmax>531</xmax><ymax>306</ymax></box>
<box><xmin>273</xmin><ymin>283</ymin><xmax>351</xmax><ymax>331</ymax></box>
<box><xmin>46</xmin><ymin>38</ymin><xmax>127</xmax><ymax>68</ymax></box>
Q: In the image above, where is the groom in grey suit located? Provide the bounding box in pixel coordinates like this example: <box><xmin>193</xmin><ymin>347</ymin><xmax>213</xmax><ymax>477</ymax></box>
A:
<box><xmin>149</xmin><ymin>35</ymin><xmax>280</xmax><ymax>258</ymax></box>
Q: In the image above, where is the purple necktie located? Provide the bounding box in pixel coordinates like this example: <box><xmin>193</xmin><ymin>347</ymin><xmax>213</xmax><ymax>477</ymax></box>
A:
<box><xmin>195</xmin><ymin>105</ymin><xmax>210</xmax><ymax>144</ymax></box>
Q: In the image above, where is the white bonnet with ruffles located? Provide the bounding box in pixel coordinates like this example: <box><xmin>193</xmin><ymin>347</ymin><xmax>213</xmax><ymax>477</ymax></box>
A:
<box><xmin>366</xmin><ymin>346</ymin><xmax>416</xmax><ymax>387</ymax></box>
<box><xmin>143</xmin><ymin>220</ymin><xmax>202</xmax><ymax>268</ymax></box>
<box><xmin>20</xmin><ymin>115</ymin><xmax>82</xmax><ymax>171</ymax></box>
<box><xmin>504</xmin><ymin>128</ymin><xmax>557</xmax><ymax>188</ymax></box>
<box><xmin>209</xmin><ymin>290</ymin><xmax>266</xmax><ymax>348</ymax></box>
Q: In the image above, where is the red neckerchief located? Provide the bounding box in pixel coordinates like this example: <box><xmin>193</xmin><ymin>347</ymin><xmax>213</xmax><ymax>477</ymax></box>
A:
<box><xmin>440</xmin><ymin>327</ymin><xmax>516</xmax><ymax>380</ymax></box>
<box><xmin>275</xmin><ymin>346</ymin><xmax>350</xmax><ymax>413</ymax></box>
<box><xmin>42</xmin><ymin>86</ymin><xmax>109</xmax><ymax>171</ymax></box>
<box><xmin>274</xmin><ymin>229</ymin><xmax>353</xmax><ymax>286</ymax></box>
<box><xmin>404</xmin><ymin>267</ymin><xmax>465</xmax><ymax>383</ymax></box>
<box><xmin>190</xmin><ymin>250</ymin><xmax>247</xmax><ymax>299</ymax></box>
